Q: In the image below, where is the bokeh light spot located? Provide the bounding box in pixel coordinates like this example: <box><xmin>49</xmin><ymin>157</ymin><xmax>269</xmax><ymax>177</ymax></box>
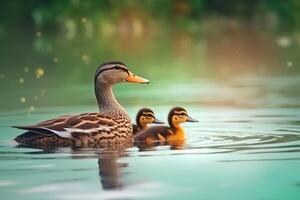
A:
<box><xmin>36</xmin><ymin>31</ymin><xmax>42</xmax><ymax>37</ymax></box>
<box><xmin>19</xmin><ymin>78</ymin><xmax>24</xmax><ymax>84</ymax></box>
<box><xmin>20</xmin><ymin>97</ymin><xmax>26</xmax><ymax>103</ymax></box>
<box><xmin>24</xmin><ymin>66</ymin><xmax>29</xmax><ymax>73</ymax></box>
<box><xmin>35</xmin><ymin>68</ymin><xmax>45</xmax><ymax>78</ymax></box>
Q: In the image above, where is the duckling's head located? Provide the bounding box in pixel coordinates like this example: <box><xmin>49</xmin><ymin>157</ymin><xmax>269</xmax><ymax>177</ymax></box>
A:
<box><xmin>95</xmin><ymin>61</ymin><xmax>149</xmax><ymax>86</ymax></box>
<box><xmin>136</xmin><ymin>108</ymin><xmax>164</xmax><ymax>127</ymax></box>
<box><xmin>168</xmin><ymin>107</ymin><xmax>198</xmax><ymax>128</ymax></box>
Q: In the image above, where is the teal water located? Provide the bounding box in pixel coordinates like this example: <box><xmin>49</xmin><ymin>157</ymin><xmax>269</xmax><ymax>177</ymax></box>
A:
<box><xmin>0</xmin><ymin>76</ymin><xmax>300</xmax><ymax>200</ymax></box>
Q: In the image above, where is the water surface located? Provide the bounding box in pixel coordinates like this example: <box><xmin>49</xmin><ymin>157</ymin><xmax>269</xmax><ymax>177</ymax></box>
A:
<box><xmin>0</xmin><ymin>76</ymin><xmax>300</xmax><ymax>200</ymax></box>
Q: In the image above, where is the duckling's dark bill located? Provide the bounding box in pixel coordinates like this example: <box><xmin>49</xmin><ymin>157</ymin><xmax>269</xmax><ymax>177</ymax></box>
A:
<box><xmin>187</xmin><ymin>116</ymin><xmax>198</xmax><ymax>122</ymax></box>
<box><xmin>152</xmin><ymin>118</ymin><xmax>165</xmax><ymax>124</ymax></box>
<box><xmin>126</xmin><ymin>72</ymin><xmax>149</xmax><ymax>84</ymax></box>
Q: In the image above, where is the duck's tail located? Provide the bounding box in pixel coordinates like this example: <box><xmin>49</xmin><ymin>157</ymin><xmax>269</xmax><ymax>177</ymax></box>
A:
<box><xmin>13</xmin><ymin>125</ymin><xmax>72</xmax><ymax>146</ymax></box>
<box><xmin>14</xmin><ymin>131</ymin><xmax>41</xmax><ymax>143</ymax></box>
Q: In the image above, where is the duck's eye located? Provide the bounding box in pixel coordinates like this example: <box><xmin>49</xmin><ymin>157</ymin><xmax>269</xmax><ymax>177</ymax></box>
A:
<box><xmin>115</xmin><ymin>65</ymin><xmax>121</xmax><ymax>70</ymax></box>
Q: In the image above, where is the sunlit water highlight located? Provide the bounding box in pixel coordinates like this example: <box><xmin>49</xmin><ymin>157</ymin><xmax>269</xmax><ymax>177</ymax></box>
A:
<box><xmin>0</xmin><ymin>76</ymin><xmax>300</xmax><ymax>200</ymax></box>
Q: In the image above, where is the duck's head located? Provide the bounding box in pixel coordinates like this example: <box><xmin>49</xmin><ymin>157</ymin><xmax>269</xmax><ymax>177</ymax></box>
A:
<box><xmin>95</xmin><ymin>61</ymin><xmax>149</xmax><ymax>86</ymax></box>
<box><xmin>136</xmin><ymin>108</ymin><xmax>164</xmax><ymax>128</ymax></box>
<box><xmin>168</xmin><ymin>107</ymin><xmax>198</xmax><ymax>128</ymax></box>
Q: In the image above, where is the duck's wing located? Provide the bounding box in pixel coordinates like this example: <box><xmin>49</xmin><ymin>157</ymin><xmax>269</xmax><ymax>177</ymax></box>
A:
<box><xmin>13</xmin><ymin>113</ymin><xmax>118</xmax><ymax>139</ymax></box>
<box><xmin>134</xmin><ymin>126</ymin><xmax>173</xmax><ymax>142</ymax></box>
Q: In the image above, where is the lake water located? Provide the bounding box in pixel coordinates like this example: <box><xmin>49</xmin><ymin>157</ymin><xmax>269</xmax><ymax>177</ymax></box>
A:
<box><xmin>0</xmin><ymin>75</ymin><xmax>300</xmax><ymax>200</ymax></box>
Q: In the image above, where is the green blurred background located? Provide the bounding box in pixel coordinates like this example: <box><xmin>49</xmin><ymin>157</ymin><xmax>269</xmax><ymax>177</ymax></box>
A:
<box><xmin>0</xmin><ymin>0</ymin><xmax>300</xmax><ymax>112</ymax></box>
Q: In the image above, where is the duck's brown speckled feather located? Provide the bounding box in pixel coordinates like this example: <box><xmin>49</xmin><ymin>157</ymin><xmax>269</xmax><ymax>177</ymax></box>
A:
<box><xmin>14</xmin><ymin>112</ymin><xmax>132</xmax><ymax>146</ymax></box>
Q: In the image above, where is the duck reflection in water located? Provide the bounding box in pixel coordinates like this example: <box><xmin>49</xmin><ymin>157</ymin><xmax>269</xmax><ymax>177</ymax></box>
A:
<box><xmin>69</xmin><ymin>147</ymin><xmax>128</xmax><ymax>190</ymax></box>
<box><xmin>98</xmin><ymin>150</ymin><xmax>127</xmax><ymax>190</ymax></box>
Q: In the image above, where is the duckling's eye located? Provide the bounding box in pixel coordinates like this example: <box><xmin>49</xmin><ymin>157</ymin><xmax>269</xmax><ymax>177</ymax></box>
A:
<box><xmin>143</xmin><ymin>114</ymin><xmax>154</xmax><ymax>118</ymax></box>
<box><xmin>115</xmin><ymin>65</ymin><xmax>121</xmax><ymax>70</ymax></box>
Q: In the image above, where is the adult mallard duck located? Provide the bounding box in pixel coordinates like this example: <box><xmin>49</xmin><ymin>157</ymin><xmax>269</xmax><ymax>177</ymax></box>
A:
<box><xmin>14</xmin><ymin>61</ymin><xmax>149</xmax><ymax>147</ymax></box>
<box><xmin>134</xmin><ymin>107</ymin><xmax>198</xmax><ymax>144</ymax></box>
<box><xmin>132</xmin><ymin>108</ymin><xmax>164</xmax><ymax>135</ymax></box>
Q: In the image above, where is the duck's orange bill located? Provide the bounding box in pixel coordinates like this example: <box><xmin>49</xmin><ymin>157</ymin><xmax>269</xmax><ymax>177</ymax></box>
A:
<box><xmin>126</xmin><ymin>72</ymin><xmax>149</xmax><ymax>84</ymax></box>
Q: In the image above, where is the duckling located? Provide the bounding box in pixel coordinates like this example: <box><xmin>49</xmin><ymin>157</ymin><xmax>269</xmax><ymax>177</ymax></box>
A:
<box><xmin>133</xmin><ymin>108</ymin><xmax>164</xmax><ymax>135</ymax></box>
<box><xmin>14</xmin><ymin>61</ymin><xmax>149</xmax><ymax>147</ymax></box>
<box><xmin>134</xmin><ymin>107</ymin><xmax>198</xmax><ymax>144</ymax></box>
